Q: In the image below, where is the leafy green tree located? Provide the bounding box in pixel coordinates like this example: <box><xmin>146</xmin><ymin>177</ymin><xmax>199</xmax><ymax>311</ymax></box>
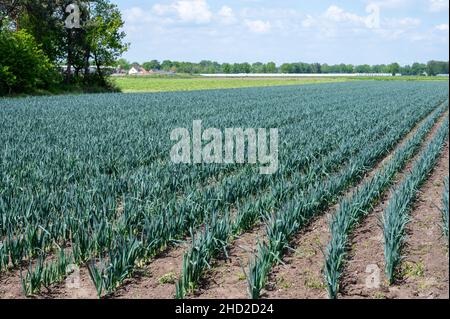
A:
<box><xmin>161</xmin><ymin>60</ymin><xmax>174</xmax><ymax>71</ymax></box>
<box><xmin>355</xmin><ymin>64</ymin><xmax>372</xmax><ymax>73</ymax></box>
<box><xmin>222</xmin><ymin>63</ymin><xmax>231</xmax><ymax>74</ymax></box>
<box><xmin>251</xmin><ymin>62</ymin><xmax>264</xmax><ymax>73</ymax></box>
<box><xmin>85</xmin><ymin>0</ymin><xmax>128</xmax><ymax>82</ymax></box>
<box><xmin>0</xmin><ymin>0</ymin><xmax>23</xmax><ymax>28</ymax></box>
<box><xmin>0</xmin><ymin>28</ymin><xmax>58</xmax><ymax>94</ymax></box>
<box><xmin>427</xmin><ymin>60</ymin><xmax>449</xmax><ymax>76</ymax></box>
<box><xmin>265</xmin><ymin>62</ymin><xmax>277</xmax><ymax>73</ymax></box>
<box><xmin>243</xmin><ymin>63</ymin><xmax>251</xmax><ymax>73</ymax></box>
<box><xmin>389</xmin><ymin>62</ymin><xmax>400</xmax><ymax>76</ymax></box>
<box><xmin>411</xmin><ymin>62</ymin><xmax>426</xmax><ymax>75</ymax></box>
<box><xmin>142</xmin><ymin>60</ymin><xmax>161</xmax><ymax>71</ymax></box>
<box><xmin>116</xmin><ymin>58</ymin><xmax>131</xmax><ymax>71</ymax></box>
<box><xmin>280</xmin><ymin>63</ymin><xmax>293</xmax><ymax>73</ymax></box>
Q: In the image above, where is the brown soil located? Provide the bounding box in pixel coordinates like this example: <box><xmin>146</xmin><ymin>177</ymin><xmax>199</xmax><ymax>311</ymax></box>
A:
<box><xmin>0</xmin><ymin>271</ymin><xmax>24</xmax><ymax>299</ymax></box>
<box><xmin>0</xmin><ymin>248</ymin><xmax>90</xmax><ymax>300</ymax></box>
<box><xmin>339</xmin><ymin>114</ymin><xmax>449</xmax><ymax>299</ymax></box>
<box><xmin>263</xmin><ymin>214</ymin><xmax>331</xmax><ymax>299</ymax></box>
<box><xmin>263</xmin><ymin>106</ymin><xmax>449</xmax><ymax>299</ymax></box>
<box><xmin>112</xmin><ymin>242</ymin><xmax>188</xmax><ymax>299</ymax></box>
<box><xmin>388</xmin><ymin>143</ymin><xmax>449</xmax><ymax>299</ymax></box>
<box><xmin>191</xmin><ymin>225</ymin><xmax>265</xmax><ymax>299</ymax></box>
<box><xmin>40</xmin><ymin>266</ymin><xmax>98</xmax><ymax>299</ymax></box>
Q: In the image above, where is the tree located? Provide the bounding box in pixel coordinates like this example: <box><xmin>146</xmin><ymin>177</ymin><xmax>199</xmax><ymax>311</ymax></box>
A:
<box><xmin>265</xmin><ymin>62</ymin><xmax>277</xmax><ymax>73</ymax></box>
<box><xmin>0</xmin><ymin>27</ymin><xmax>58</xmax><ymax>94</ymax></box>
<box><xmin>142</xmin><ymin>60</ymin><xmax>161</xmax><ymax>71</ymax></box>
<box><xmin>116</xmin><ymin>58</ymin><xmax>131</xmax><ymax>71</ymax></box>
<box><xmin>161</xmin><ymin>60</ymin><xmax>174</xmax><ymax>71</ymax></box>
<box><xmin>400</xmin><ymin>65</ymin><xmax>412</xmax><ymax>76</ymax></box>
<box><xmin>85</xmin><ymin>0</ymin><xmax>128</xmax><ymax>83</ymax></box>
<box><xmin>280</xmin><ymin>63</ymin><xmax>293</xmax><ymax>73</ymax></box>
<box><xmin>427</xmin><ymin>60</ymin><xmax>449</xmax><ymax>76</ymax></box>
<box><xmin>311</xmin><ymin>62</ymin><xmax>321</xmax><ymax>74</ymax></box>
<box><xmin>355</xmin><ymin>64</ymin><xmax>372</xmax><ymax>73</ymax></box>
<box><xmin>411</xmin><ymin>62</ymin><xmax>426</xmax><ymax>76</ymax></box>
<box><xmin>251</xmin><ymin>62</ymin><xmax>264</xmax><ymax>73</ymax></box>
<box><xmin>388</xmin><ymin>62</ymin><xmax>400</xmax><ymax>76</ymax></box>
<box><xmin>222</xmin><ymin>63</ymin><xmax>231</xmax><ymax>74</ymax></box>
<box><xmin>0</xmin><ymin>0</ymin><xmax>23</xmax><ymax>28</ymax></box>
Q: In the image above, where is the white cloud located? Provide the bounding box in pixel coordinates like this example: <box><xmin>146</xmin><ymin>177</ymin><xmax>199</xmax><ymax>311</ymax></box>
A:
<box><xmin>323</xmin><ymin>5</ymin><xmax>383</xmax><ymax>29</ymax></box>
<box><xmin>429</xmin><ymin>0</ymin><xmax>449</xmax><ymax>12</ymax></box>
<box><xmin>153</xmin><ymin>0</ymin><xmax>212</xmax><ymax>24</ymax></box>
<box><xmin>244</xmin><ymin>19</ymin><xmax>271</xmax><ymax>33</ymax></box>
<box><xmin>396</xmin><ymin>17</ymin><xmax>421</xmax><ymax>26</ymax></box>
<box><xmin>366</xmin><ymin>0</ymin><xmax>410</xmax><ymax>9</ymax></box>
<box><xmin>302</xmin><ymin>15</ymin><xmax>316</xmax><ymax>28</ymax></box>
<box><xmin>325</xmin><ymin>5</ymin><xmax>366</xmax><ymax>24</ymax></box>
<box><xmin>435</xmin><ymin>23</ymin><xmax>449</xmax><ymax>31</ymax></box>
<box><xmin>124</xmin><ymin>7</ymin><xmax>151</xmax><ymax>23</ymax></box>
<box><xmin>218</xmin><ymin>6</ymin><xmax>237</xmax><ymax>25</ymax></box>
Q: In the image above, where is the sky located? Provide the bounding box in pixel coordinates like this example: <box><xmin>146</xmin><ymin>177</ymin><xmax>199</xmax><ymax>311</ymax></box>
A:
<box><xmin>114</xmin><ymin>0</ymin><xmax>449</xmax><ymax>65</ymax></box>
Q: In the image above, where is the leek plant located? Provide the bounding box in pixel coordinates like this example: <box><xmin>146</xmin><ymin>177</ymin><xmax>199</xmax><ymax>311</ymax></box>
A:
<box><xmin>324</xmin><ymin>111</ymin><xmax>448</xmax><ymax>298</ymax></box>
<box><xmin>383</xmin><ymin>119</ymin><xmax>449</xmax><ymax>283</ymax></box>
<box><xmin>443</xmin><ymin>177</ymin><xmax>449</xmax><ymax>240</ymax></box>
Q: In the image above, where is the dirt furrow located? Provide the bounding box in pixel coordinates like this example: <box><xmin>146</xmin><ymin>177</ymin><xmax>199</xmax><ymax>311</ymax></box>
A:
<box><xmin>191</xmin><ymin>225</ymin><xmax>265</xmax><ymax>299</ymax></box>
<box><xmin>388</xmin><ymin>143</ymin><xmax>449</xmax><ymax>299</ymax></box>
<box><xmin>263</xmin><ymin>214</ymin><xmax>331</xmax><ymax>299</ymax></box>
<box><xmin>112</xmin><ymin>242</ymin><xmax>188</xmax><ymax>299</ymax></box>
<box><xmin>40</xmin><ymin>266</ymin><xmax>98</xmax><ymax>299</ymax></box>
<box><xmin>0</xmin><ymin>271</ymin><xmax>23</xmax><ymax>299</ymax></box>
<box><xmin>339</xmin><ymin>114</ymin><xmax>448</xmax><ymax>299</ymax></box>
<box><xmin>263</xmin><ymin>106</ymin><xmax>448</xmax><ymax>299</ymax></box>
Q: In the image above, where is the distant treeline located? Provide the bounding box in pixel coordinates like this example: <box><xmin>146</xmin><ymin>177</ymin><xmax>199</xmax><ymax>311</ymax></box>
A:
<box><xmin>118</xmin><ymin>59</ymin><xmax>449</xmax><ymax>76</ymax></box>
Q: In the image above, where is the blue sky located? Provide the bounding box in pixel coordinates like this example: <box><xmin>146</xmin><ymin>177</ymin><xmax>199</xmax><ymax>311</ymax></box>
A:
<box><xmin>114</xmin><ymin>0</ymin><xmax>449</xmax><ymax>65</ymax></box>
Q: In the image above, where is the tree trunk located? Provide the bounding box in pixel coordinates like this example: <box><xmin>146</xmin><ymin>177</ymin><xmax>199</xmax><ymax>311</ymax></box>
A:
<box><xmin>94</xmin><ymin>52</ymin><xmax>105</xmax><ymax>85</ymax></box>
<box><xmin>66</xmin><ymin>30</ymin><xmax>73</xmax><ymax>84</ymax></box>
<box><xmin>83</xmin><ymin>47</ymin><xmax>91</xmax><ymax>80</ymax></box>
<box><xmin>83</xmin><ymin>4</ymin><xmax>91</xmax><ymax>82</ymax></box>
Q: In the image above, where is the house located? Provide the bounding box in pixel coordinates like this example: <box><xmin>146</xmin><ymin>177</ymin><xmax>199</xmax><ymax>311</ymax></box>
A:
<box><xmin>128</xmin><ymin>66</ymin><xmax>142</xmax><ymax>75</ymax></box>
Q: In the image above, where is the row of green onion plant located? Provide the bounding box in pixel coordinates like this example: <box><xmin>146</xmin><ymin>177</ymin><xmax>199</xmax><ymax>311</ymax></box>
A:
<box><xmin>323</xmin><ymin>109</ymin><xmax>448</xmax><ymax>299</ymax></box>
<box><xmin>442</xmin><ymin>177</ymin><xmax>449</xmax><ymax>241</ymax></box>
<box><xmin>383</xmin><ymin>118</ymin><xmax>449</xmax><ymax>284</ymax></box>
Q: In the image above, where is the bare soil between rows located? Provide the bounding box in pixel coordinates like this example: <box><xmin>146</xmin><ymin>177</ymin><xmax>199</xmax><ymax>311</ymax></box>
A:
<box><xmin>340</xmin><ymin>119</ymin><xmax>449</xmax><ymax>299</ymax></box>
<box><xmin>262</xmin><ymin>107</ymin><xmax>449</xmax><ymax>299</ymax></box>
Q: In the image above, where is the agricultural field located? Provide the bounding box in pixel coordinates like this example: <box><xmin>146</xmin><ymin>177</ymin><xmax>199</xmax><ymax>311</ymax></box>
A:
<box><xmin>0</xmin><ymin>81</ymin><xmax>448</xmax><ymax>300</ymax></box>
<box><xmin>112</xmin><ymin>75</ymin><xmax>347</xmax><ymax>93</ymax></box>
<box><xmin>112</xmin><ymin>75</ymin><xmax>448</xmax><ymax>93</ymax></box>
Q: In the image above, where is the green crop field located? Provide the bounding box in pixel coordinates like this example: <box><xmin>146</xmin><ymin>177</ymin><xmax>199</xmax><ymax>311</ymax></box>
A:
<box><xmin>0</xmin><ymin>81</ymin><xmax>448</xmax><ymax>299</ymax></box>
<box><xmin>112</xmin><ymin>76</ymin><xmax>348</xmax><ymax>93</ymax></box>
<box><xmin>112</xmin><ymin>75</ymin><xmax>448</xmax><ymax>93</ymax></box>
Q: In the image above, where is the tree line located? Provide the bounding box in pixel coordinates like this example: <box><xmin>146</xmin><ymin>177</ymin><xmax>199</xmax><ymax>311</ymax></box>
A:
<box><xmin>0</xmin><ymin>0</ymin><xmax>128</xmax><ymax>95</ymax></box>
<box><xmin>118</xmin><ymin>59</ymin><xmax>449</xmax><ymax>76</ymax></box>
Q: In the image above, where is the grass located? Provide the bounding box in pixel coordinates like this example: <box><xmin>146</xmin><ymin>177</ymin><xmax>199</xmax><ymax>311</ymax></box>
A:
<box><xmin>112</xmin><ymin>75</ymin><xmax>448</xmax><ymax>93</ymax></box>
<box><xmin>3</xmin><ymin>74</ymin><xmax>446</xmax><ymax>97</ymax></box>
<box><xmin>112</xmin><ymin>76</ymin><xmax>348</xmax><ymax>93</ymax></box>
<box><xmin>401</xmin><ymin>260</ymin><xmax>425</xmax><ymax>280</ymax></box>
<box><xmin>159</xmin><ymin>272</ymin><xmax>178</xmax><ymax>285</ymax></box>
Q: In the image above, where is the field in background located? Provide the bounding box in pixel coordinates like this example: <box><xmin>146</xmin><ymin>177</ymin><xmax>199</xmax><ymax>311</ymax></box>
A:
<box><xmin>112</xmin><ymin>76</ymin><xmax>347</xmax><ymax>93</ymax></box>
<box><xmin>112</xmin><ymin>75</ymin><xmax>448</xmax><ymax>93</ymax></box>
